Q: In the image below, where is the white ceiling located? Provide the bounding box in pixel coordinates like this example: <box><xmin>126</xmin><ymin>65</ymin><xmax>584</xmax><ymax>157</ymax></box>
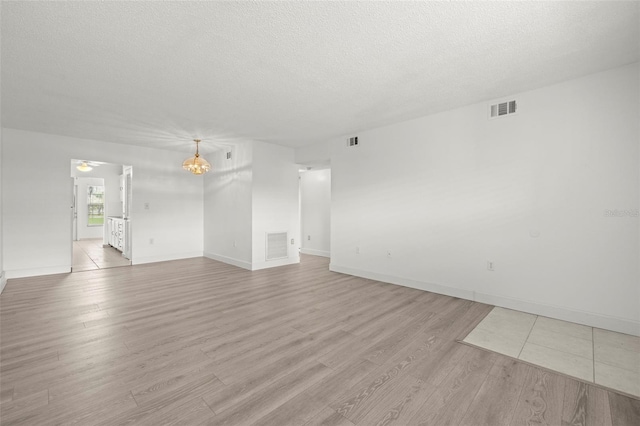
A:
<box><xmin>2</xmin><ymin>1</ymin><xmax>638</xmax><ymax>154</ymax></box>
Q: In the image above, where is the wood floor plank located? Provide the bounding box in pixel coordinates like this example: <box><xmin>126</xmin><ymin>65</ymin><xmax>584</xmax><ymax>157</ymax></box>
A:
<box><xmin>303</xmin><ymin>407</ymin><xmax>354</xmax><ymax>426</ymax></box>
<box><xmin>1</xmin><ymin>254</ymin><xmax>634</xmax><ymax>425</ymax></box>
<box><xmin>608</xmin><ymin>390</ymin><xmax>640</xmax><ymax>426</ymax></box>
<box><xmin>4</xmin><ymin>388</ymin><xmax>136</xmax><ymax>426</ymax></box>
<box><xmin>355</xmin><ymin>376</ymin><xmax>436</xmax><ymax>426</ymax></box>
<box><xmin>201</xmin><ymin>352</ymin><xmax>320</xmax><ymax>414</ymax></box>
<box><xmin>249</xmin><ymin>390</ymin><xmax>326</xmax><ymax>426</ymax></box>
<box><xmin>510</xmin><ymin>366</ymin><xmax>566</xmax><ymax>426</ymax></box>
<box><xmin>305</xmin><ymin>358</ymin><xmax>380</xmax><ymax>407</ymax></box>
<box><xmin>362</xmin><ymin>311</ymin><xmax>435</xmax><ymax>365</ymax></box>
<box><xmin>488</xmin><ymin>355</ymin><xmax>532</xmax><ymax>386</ymax></box>
<box><xmin>562</xmin><ymin>381</ymin><xmax>614</xmax><ymax>426</ymax></box>
<box><xmin>460</xmin><ymin>373</ymin><xmax>523</xmax><ymax>425</ymax></box>
<box><xmin>98</xmin><ymin>373</ymin><xmax>223</xmax><ymax>425</ymax></box>
<box><xmin>0</xmin><ymin>388</ymin><xmax>48</xmax><ymax>423</ymax></box>
<box><xmin>213</xmin><ymin>327</ymin><xmax>353</xmax><ymax>385</ymax></box>
<box><xmin>330</xmin><ymin>355</ymin><xmax>422</xmax><ymax>423</ymax></box>
<box><xmin>407</xmin><ymin>347</ymin><xmax>497</xmax><ymax>425</ymax></box>
<box><xmin>0</xmin><ymin>385</ymin><xmax>13</xmax><ymax>403</ymax></box>
<box><xmin>205</xmin><ymin>362</ymin><xmax>332</xmax><ymax>425</ymax></box>
<box><xmin>408</xmin><ymin>340</ymin><xmax>476</xmax><ymax>385</ymax></box>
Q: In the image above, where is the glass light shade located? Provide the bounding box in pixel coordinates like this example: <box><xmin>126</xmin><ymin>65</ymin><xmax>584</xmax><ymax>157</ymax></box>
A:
<box><xmin>182</xmin><ymin>154</ymin><xmax>211</xmax><ymax>175</ymax></box>
<box><xmin>183</xmin><ymin>139</ymin><xmax>211</xmax><ymax>175</ymax></box>
<box><xmin>77</xmin><ymin>162</ymin><xmax>93</xmax><ymax>172</ymax></box>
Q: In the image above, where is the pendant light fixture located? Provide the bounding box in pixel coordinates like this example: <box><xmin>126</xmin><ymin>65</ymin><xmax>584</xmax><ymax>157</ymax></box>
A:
<box><xmin>76</xmin><ymin>161</ymin><xmax>93</xmax><ymax>172</ymax></box>
<box><xmin>182</xmin><ymin>139</ymin><xmax>211</xmax><ymax>175</ymax></box>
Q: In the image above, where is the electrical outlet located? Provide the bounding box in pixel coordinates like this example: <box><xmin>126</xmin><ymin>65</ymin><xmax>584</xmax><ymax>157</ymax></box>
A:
<box><xmin>149</xmin><ymin>238</ymin><xmax>154</xmax><ymax>245</ymax></box>
<box><xmin>291</xmin><ymin>238</ymin><xmax>295</xmax><ymax>245</ymax></box>
<box><xmin>387</xmin><ymin>251</ymin><xmax>392</xmax><ymax>258</ymax></box>
<box><xmin>487</xmin><ymin>261</ymin><xmax>495</xmax><ymax>271</ymax></box>
<box><xmin>307</xmin><ymin>235</ymin><xmax>311</xmax><ymax>241</ymax></box>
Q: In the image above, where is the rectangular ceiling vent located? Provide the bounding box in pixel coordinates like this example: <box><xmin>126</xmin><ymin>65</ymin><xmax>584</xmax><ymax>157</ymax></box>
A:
<box><xmin>347</xmin><ymin>136</ymin><xmax>359</xmax><ymax>147</ymax></box>
<box><xmin>266</xmin><ymin>232</ymin><xmax>288</xmax><ymax>261</ymax></box>
<box><xmin>489</xmin><ymin>100</ymin><xmax>517</xmax><ymax>119</ymax></box>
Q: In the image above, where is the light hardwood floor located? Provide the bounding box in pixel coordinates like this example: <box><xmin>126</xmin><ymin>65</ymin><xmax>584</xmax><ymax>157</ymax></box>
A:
<box><xmin>1</xmin><ymin>255</ymin><xmax>638</xmax><ymax>425</ymax></box>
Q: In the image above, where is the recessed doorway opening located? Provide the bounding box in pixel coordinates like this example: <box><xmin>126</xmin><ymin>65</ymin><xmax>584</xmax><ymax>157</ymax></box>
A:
<box><xmin>70</xmin><ymin>160</ymin><xmax>133</xmax><ymax>272</ymax></box>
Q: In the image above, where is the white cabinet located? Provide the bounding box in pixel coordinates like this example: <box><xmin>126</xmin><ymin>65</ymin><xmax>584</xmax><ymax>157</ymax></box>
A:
<box><xmin>108</xmin><ymin>217</ymin><xmax>127</xmax><ymax>255</ymax></box>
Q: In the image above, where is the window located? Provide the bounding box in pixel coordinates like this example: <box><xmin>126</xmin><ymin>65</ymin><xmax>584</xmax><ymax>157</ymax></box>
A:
<box><xmin>88</xmin><ymin>185</ymin><xmax>104</xmax><ymax>226</ymax></box>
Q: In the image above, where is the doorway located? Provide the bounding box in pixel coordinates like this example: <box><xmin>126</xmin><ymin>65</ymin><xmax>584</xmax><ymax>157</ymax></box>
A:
<box><xmin>299</xmin><ymin>167</ymin><xmax>331</xmax><ymax>259</ymax></box>
<box><xmin>70</xmin><ymin>160</ymin><xmax>132</xmax><ymax>272</ymax></box>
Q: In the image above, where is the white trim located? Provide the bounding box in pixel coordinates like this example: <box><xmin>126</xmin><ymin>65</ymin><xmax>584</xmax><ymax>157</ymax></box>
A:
<box><xmin>205</xmin><ymin>252</ymin><xmax>299</xmax><ymax>271</ymax></box>
<box><xmin>132</xmin><ymin>251</ymin><xmax>203</xmax><ymax>265</ymax></box>
<box><xmin>5</xmin><ymin>265</ymin><xmax>71</xmax><ymax>279</ymax></box>
<box><xmin>204</xmin><ymin>252</ymin><xmax>252</xmax><ymax>270</ymax></box>
<box><xmin>0</xmin><ymin>271</ymin><xmax>7</xmax><ymax>295</ymax></box>
<box><xmin>329</xmin><ymin>263</ymin><xmax>640</xmax><ymax>337</ymax></box>
<box><xmin>252</xmin><ymin>256</ymin><xmax>299</xmax><ymax>271</ymax></box>
<box><xmin>300</xmin><ymin>248</ymin><xmax>330</xmax><ymax>258</ymax></box>
<box><xmin>330</xmin><ymin>264</ymin><xmax>473</xmax><ymax>300</ymax></box>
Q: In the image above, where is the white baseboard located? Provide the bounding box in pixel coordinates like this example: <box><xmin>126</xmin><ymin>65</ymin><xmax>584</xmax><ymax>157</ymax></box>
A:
<box><xmin>0</xmin><ymin>271</ymin><xmax>7</xmax><ymax>295</ymax></box>
<box><xmin>132</xmin><ymin>251</ymin><xmax>204</xmax><ymax>265</ymax></box>
<box><xmin>251</xmin><ymin>257</ymin><xmax>300</xmax><ymax>271</ymax></box>
<box><xmin>300</xmin><ymin>248</ymin><xmax>330</xmax><ymax>258</ymax></box>
<box><xmin>329</xmin><ymin>263</ymin><xmax>640</xmax><ymax>337</ymax></box>
<box><xmin>204</xmin><ymin>252</ymin><xmax>299</xmax><ymax>271</ymax></box>
<box><xmin>204</xmin><ymin>252</ymin><xmax>252</xmax><ymax>270</ymax></box>
<box><xmin>473</xmin><ymin>292</ymin><xmax>640</xmax><ymax>337</ymax></box>
<box><xmin>5</xmin><ymin>265</ymin><xmax>71</xmax><ymax>279</ymax></box>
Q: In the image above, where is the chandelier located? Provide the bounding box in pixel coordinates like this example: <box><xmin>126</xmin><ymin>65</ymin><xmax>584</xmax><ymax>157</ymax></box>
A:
<box><xmin>182</xmin><ymin>139</ymin><xmax>211</xmax><ymax>175</ymax></box>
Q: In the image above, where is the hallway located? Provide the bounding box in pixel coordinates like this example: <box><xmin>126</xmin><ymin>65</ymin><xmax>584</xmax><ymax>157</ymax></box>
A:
<box><xmin>72</xmin><ymin>238</ymin><xmax>130</xmax><ymax>272</ymax></box>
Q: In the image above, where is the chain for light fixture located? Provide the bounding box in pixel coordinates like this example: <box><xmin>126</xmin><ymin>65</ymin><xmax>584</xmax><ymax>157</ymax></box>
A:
<box><xmin>182</xmin><ymin>139</ymin><xmax>211</xmax><ymax>175</ymax></box>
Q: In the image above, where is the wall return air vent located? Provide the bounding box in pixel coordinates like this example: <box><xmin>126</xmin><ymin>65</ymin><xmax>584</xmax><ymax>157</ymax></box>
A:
<box><xmin>266</xmin><ymin>232</ymin><xmax>288</xmax><ymax>261</ymax></box>
<box><xmin>489</xmin><ymin>100</ymin><xmax>517</xmax><ymax>119</ymax></box>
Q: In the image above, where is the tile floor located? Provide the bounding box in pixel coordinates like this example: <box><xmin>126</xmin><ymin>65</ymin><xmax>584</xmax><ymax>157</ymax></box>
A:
<box><xmin>73</xmin><ymin>238</ymin><xmax>131</xmax><ymax>272</ymax></box>
<box><xmin>463</xmin><ymin>307</ymin><xmax>640</xmax><ymax>398</ymax></box>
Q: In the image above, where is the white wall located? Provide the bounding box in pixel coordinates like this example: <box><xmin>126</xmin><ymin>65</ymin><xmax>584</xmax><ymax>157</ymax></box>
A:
<box><xmin>203</xmin><ymin>141</ymin><xmax>253</xmax><ymax>269</ymax></box>
<box><xmin>329</xmin><ymin>63</ymin><xmax>640</xmax><ymax>336</ymax></box>
<box><xmin>2</xmin><ymin>129</ymin><xmax>204</xmax><ymax>277</ymax></box>
<box><xmin>251</xmin><ymin>141</ymin><xmax>300</xmax><ymax>270</ymax></box>
<box><xmin>0</xmin><ymin>125</ymin><xmax>5</xmax><ymax>294</ymax></box>
<box><xmin>74</xmin><ymin>177</ymin><xmax>105</xmax><ymax>240</ymax></box>
<box><xmin>203</xmin><ymin>140</ymin><xmax>300</xmax><ymax>271</ymax></box>
<box><xmin>300</xmin><ymin>169</ymin><xmax>331</xmax><ymax>257</ymax></box>
<box><xmin>295</xmin><ymin>140</ymin><xmax>330</xmax><ymax>167</ymax></box>
<box><xmin>0</xmin><ymin>19</ymin><xmax>4</xmax><ymax>292</ymax></box>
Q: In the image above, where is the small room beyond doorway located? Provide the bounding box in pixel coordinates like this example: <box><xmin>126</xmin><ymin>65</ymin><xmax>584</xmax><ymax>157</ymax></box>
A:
<box><xmin>73</xmin><ymin>238</ymin><xmax>130</xmax><ymax>271</ymax></box>
<box><xmin>71</xmin><ymin>160</ymin><xmax>132</xmax><ymax>272</ymax></box>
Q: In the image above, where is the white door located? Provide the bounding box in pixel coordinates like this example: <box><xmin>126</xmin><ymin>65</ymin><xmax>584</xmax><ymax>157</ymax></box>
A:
<box><xmin>72</xmin><ymin>180</ymin><xmax>78</xmax><ymax>241</ymax></box>
<box><xmin>70</xmin><ymin>177</ymin><xmax>76</xmax><ymax>270</ymax></box>
<box><xmin>123</xmin><ymin>166</ymin><xmax>132</xmax><ymax>260</ymax></box>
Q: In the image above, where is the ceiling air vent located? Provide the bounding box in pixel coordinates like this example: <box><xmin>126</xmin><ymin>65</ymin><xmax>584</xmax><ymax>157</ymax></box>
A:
<box><xmin>489</xmin><ymin>100</ymin><xmax>517</xmax><ymax>119</ymax></box>
<box><xmin>347</xmin><ymin>136</ymin><xmax>359</xmax><ymax>147</ymax></box>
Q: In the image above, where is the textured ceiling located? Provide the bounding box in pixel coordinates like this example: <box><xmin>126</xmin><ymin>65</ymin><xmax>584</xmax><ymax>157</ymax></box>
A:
<box><xmin>1</xmin><ymin>1</ymin><xmax>638</xmax><ymax>153</ymax></box>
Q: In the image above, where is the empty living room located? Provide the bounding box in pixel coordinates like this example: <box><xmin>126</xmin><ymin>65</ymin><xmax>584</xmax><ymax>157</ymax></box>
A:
<box><xmin>0</xmin><ymin>1</ymin><xmax>638</xmax><ymax>425</ymax></box>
